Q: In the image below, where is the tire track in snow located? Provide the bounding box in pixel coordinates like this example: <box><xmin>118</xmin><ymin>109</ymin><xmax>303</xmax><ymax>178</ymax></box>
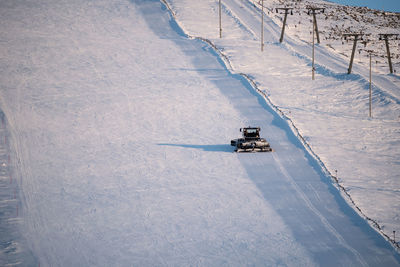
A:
<box><xmin>271</xmin><ymin>152</ymin><xmax>368</xmax><ymax>267</ymax></box>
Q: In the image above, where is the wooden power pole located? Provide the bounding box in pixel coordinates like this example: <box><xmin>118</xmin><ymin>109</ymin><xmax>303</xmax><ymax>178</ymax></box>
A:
<box><xmin>343</xmin><ymin>33</ymin><xmax>364</xmax><ymax>74</ymax></box>
<box><xmin>276</xmin><ymin>7</ymin><xmax>293</xmax><ymax>43</ymax></box>
<box><xmin>219</xmin><ymin>0</ymin><xmax>222</xmax><ymax>38</ymax></box>
<box><xmin>307</xmin><ymin>7</ymin><xmax>324</xmax><ymax>80</ymax></box>
<box><xmin>365</xmin><ymin>50</ymin><xmax>374</xmax><ymax>118</ymax></box>
<box><xmin>307</xmin><ymin>7</ymin><xmax>325</xmax><ymax>44</ymax></box>
<box><xmin>261</xmin><ymin>0</ymin><xmax>264</xmax><ymax>51</ymax></box>
<box><xmin>378</xmin><ymin>33</ymin><xmax>399</xmax><ymax>74</ymax></box>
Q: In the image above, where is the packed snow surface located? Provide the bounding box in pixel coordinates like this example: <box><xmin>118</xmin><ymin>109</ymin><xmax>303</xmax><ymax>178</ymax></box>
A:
<box><xmin>0</xmin><ymin>0</ymin><xmax>399</xmax><ymax>266</ymax></box>
<box><xmin>165</xmin><ymin>0</ymin><xmax>400</xmax><ymax>241</ymax></box>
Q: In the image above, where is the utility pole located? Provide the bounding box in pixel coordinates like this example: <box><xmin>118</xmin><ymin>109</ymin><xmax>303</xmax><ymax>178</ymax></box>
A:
<box><xmin>378</xmin><ymin>33</ymin><xmax>399</xmax><ymax>74</ymax></box>
<box><xmin>261</xmin><ymin>0</ymin><xmax>264</xmax><ymax>51</ymax></box>
<box><xmin>366</xmin><ymin>50</ymin><xmax>373</xmax><ymax>118</ymax></box>
<box><xmin>312</xmin><ymin>18</ymin><xmax>315</xmax><ymax>80</ymax></box>
<box><xmin>369</xmin><ymin>51</ymin><xmax>372</xmax><ymax>117</ymax></box>
<box><xmin>307</xmin><ymin>7</ymin><xmax>324</xmax><ymax>80</ymax></box>
<box><xmin>276</xmin><ymin>8</ymin><xmax>293</xmax><ymax>43</ymax></box>
<box><xmin>343</xmin><ymin>33</ymin><xmax>364</xmax><ymax>74</ymax></box>
<box><xmin>219</xmin><ymin>0</ymin><xmax>222</xmax><ymax>38</ymax></box>
<box><xmin>307</xmin><ymin>7</ymin><xmax>325</xmax><ymax>44</ymax></box>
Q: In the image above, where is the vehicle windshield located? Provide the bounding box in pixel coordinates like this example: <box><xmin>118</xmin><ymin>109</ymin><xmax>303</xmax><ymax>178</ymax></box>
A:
<box><xmin>244</xmin><ymin>128</ymin><xmax>259</xmax><ymax>138</ymax></box>
<box><xmin>246</xmin><ymin>129</ymin><xmax>257</xmax><ymax>134</ymax></box>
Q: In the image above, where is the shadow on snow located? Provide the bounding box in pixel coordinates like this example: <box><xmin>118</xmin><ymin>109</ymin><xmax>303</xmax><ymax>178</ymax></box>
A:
<box><xmin>158</xmin><ymin>143</ymin><xmax>234</xmax><ymax>153</ymax></box>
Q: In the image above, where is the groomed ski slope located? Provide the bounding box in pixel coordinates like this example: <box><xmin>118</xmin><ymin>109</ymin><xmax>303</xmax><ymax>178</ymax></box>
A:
<box><xmin>165</xmin><ymin>0</ymin><xmax>400</xmax><ymax>243</ymax></box>
<box><xmin>0</xmin><ymin>0</ymin><xmax>399</xmax><ymax>265</ymax></box>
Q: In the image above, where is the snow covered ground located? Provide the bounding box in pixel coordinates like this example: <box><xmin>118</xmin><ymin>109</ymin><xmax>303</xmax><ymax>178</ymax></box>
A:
<box><xmin>0</xmin><ymin>111</ymin><xmax>36</xmax><ymax>266</ymax></box>
<box><xmin>0</xmin><ymin>0</ymin><xmax>399</xmax><ymax>265</ymax></box>
<box><xmin>164</xmin><ymin>0</ymin><xmax>400</xmax><ymax>244</ymax></box>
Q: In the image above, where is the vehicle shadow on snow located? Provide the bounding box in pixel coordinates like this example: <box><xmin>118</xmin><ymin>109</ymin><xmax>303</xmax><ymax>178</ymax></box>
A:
<box><xmin>158</xmin><ymin>143</ymin><xmax>234</xmax><ymax>153</ymax></box>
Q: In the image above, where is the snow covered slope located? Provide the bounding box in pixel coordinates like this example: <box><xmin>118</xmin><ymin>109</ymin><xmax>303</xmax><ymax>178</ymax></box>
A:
<box><xmin>164</xmin><ymin>0</ymin><xmax>400</xmax><ymax>244</ymax></box>
<box><xmin>0</xmin><ymin>0</ymin><xmax>399</xmax><ymax>265</ymax></box>
<box><xmin>0</xmin><ymin>111</ymin><xmax>37</xmax><ymax>266</ymax></box>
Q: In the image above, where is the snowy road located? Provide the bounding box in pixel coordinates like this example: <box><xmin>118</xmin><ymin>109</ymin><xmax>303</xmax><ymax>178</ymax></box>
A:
<box><xmin>0</xmin><ymin>0</ymin><xmax>399</xmax><ymax>265</ymax></box>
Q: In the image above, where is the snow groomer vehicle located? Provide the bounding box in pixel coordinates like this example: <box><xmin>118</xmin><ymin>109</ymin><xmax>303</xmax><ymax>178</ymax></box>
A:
<box><xmin>231</xmin><ymin>127</ymin><xmax>272</xmax><ymax>152</ymax></box>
